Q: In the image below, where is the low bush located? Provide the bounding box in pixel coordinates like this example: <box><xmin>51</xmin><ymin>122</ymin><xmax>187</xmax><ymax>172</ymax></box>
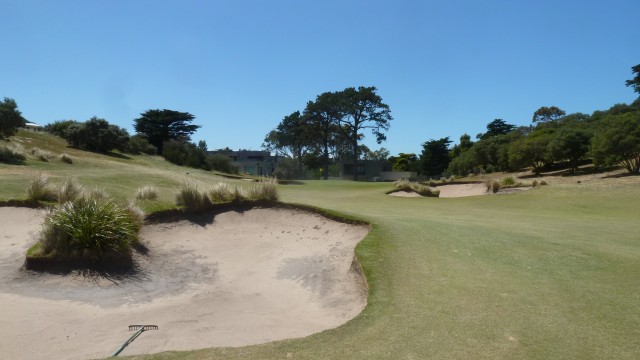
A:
<box><xmin>38</xmin><ymin>197</ymin><xmax>141</xmax><ymax>262</ymax></box>
<box><xmin>532</xmin><ymin>180</ymin><xmax>538</xmax><ymax>187</ymax></box>
<box><xmin>135</xmin><ymin>186</ymin><xmax>159</xmax><ymax>201</ymax></box>
<box><xmin>26</xmin><ymin>173</ymin><xmax>57</xmax><ymax>202</ymax></box>
<box><xmin>59</xmin><ymin>153</ymin><xmax>73</xmax><ymax>164</ymax></box>
<box><xmin>500</xmin><ymin>176</ymin><xmax>516</xmax><ymax>186</ymax></box>
<box><xmin>175</xmin><ymin>181</ymin><xmax>212</xmax><ymax>211</ymax></box>
<box><xmin>0</xmin><ymin>143</ymin><xmax>26</xmax><ymax>164</ymax></box>
<box><xmin>209</xmin><ymin>182</ymin><xmax>234</xmax><ymax>203</ymax></box>
<box><xmin>58</xmin><ymin>178</ymin><xmax>84</xmax><ymax>204</ymax></box>
<box><xmin>491</xmin><ymin>180</ymin><xmax>501</xmax><ymax>193</ymax></box>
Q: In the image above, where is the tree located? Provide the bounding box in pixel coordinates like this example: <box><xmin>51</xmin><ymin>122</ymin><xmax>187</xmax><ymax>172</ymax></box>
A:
<box><xmin>364</xmin><ymin>147</ymin><xmax>390</xmax><ymax>161</ymax></box>
<box><xmin>625</xmin><ymin>64</ymin><xmax>640</xmax><ymax>95</ymax></box>
<box><xmin>480</xmin><ymin>119</ymin><xmax>516</xmax><ymax>139</ymax></box>
<box><xmin>389</xmin><ymin>153</ymin><xmax>419</xmax><ymax>172</ymax></box>
<box><xmin>420</xmin><ymin>137</ymin><xmax>452</xmax><ymax>177</ymax></box>
<box><xmin>336</xmin><ymin>86</ymin><xmax>392</xmax><ymax>180</ymax></box>
<box><xmin>547</xmin><ymin>127</ymin><xmax>592</xmax><ymax>174</ymax></box>
<box><xmin>532</xmin><ymin>106</ymin><xmax>566</xmax><ymax>124</ymax></box>
<box><xmin>304</xmin><ymin>92</ymin><xmax>343</xmax><ymax>179</ymax></box>
<box><xmin>263</xmin><ymin>111</ymin><xmax>312</xmax><ymax>176</ymax></box>
<box><xmin>63</xmin><ymin>117</ymin><xmax>130</xmax><ymax>153</ymax></box>
<box><xmin>0</xmin><ymin>98</ymin><xmax>26</xmax><ymax>139</ymax></box>
<box><xmin>134</xmin><ymin>109</ymin><xmax>200</xmax><ymax>154</ymax></box>
<box><xmin>591</xmin><ymin>111</ymin><xmax>640</xmax><ymax>174</ymax></box>
<box><xmin>508</xmin><ymin>130</ymin><xmax>553</xmax><ymax>175</ymax></box>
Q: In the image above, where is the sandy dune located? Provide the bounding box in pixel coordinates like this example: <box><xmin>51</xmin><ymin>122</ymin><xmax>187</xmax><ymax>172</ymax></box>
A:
<box><xmin>437</xmin><ymin>183</ymin><xmax>489</xmax><ymax>197</ymax></box>
<box><xmin>0</xmin><ymin>206</ymin><xmax>369</xmax><ymax>360</ymax></box>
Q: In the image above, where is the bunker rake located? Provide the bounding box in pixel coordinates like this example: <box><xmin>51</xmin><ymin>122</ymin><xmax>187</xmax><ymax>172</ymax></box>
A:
<box><xmin>112</xmin><ymin>325</ymin><xmax>158</xmax><ymax>357</ymax></box>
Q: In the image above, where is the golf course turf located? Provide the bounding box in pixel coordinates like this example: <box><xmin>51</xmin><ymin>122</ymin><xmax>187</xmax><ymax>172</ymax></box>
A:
<box><xmin>1</xmin><ymin>131</ymin><xmax>639</xmax><ymax>359</ymax></box>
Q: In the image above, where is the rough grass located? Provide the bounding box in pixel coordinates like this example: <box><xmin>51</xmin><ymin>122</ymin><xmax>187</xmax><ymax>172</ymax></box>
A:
<box><xmin>0</xmin><ymin>143</ymin><xmax>26</xmax><ymax>164</ymax></box>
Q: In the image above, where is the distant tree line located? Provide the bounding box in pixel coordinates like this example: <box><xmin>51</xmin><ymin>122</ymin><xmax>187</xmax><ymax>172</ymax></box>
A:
<box><xmin>40</xmin><ymin>110</ymin><xmax>237</xmax><ymax>173</ymax></box>
<box><xmin>400</xmin><ymin>64</ymin><xmax>640</xmax><ymax>177</ymax></box>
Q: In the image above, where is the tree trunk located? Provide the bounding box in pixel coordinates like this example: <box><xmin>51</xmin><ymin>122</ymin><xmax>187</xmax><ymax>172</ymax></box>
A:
<box><xmin>323</xmin><ymin>140</ymin><xmax>329</xmax><ymax>180</ymax></box>
<box><xmin>352</xmin><ymin>135</ymin><xmax>359</xmax><ymax>181</ymax></box>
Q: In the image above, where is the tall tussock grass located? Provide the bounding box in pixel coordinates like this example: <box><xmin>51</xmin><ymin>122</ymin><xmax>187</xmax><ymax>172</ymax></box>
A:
<box><xmin>0</xmin><ymin>143</ymin><xmax>26</xmax><ymax>164</ymax></box>
<box><xmin>136</xmin><ymin>186</ymin><xmax>159</xmax><ymax>201</ymax></box>
<box><xmin>40</xmin><ymin>197</ymin><xmax>141</xmax><ymax>261</ymax></box>
<box><xmin>393</xmin><ymin>179</ymin><xmax>439</xmax><ymax>197</ymax></box>
<box><xmin>30</xmin><ymin>147</ymin><xmax>53</xmax><ymax>162</ymax></box>
<box><xmin>176</xmin><ymin>181</ymin><xmax>212</xmax><ymax>211</ymax></box>
<box><xmin>247</xmin><ymin>181</ymin><xmax>279</xmax><ymax>201</ymax></box>
<box><xmin>58</xmin><ymin>178</ymin><xmax>84</xmax><ymax>204</ymax></box>
<box><xmin>27</xmin><ymin>173</ymin><xmax>57</xmax><ymax>202</ymax></box>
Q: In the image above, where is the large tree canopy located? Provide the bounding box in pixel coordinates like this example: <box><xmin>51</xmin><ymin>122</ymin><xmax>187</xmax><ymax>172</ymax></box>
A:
<box><xmin>625</xmin><ymin>64</ymin><xmax>640</xmax><ymax>95</ymax></box>
<box><xmin>479</xmin><ymin>119</ymin><xmax>516</xmax><ymax>139</ymax></box>
<box><xmin>336</xmin><ymin>86</ymin><xmax>392</xmax><ymax>180</ymax></box>
<box><xmin>532</xmin><ymin>106</ymin><xmax>566</xmax><ymax>124</ymax></box>
<box><xmin>0</xmin><ymin>97</ymin><xmax>26</xmax><ymax>139</ymax></box>
<box><xmin>134</xmin><ymin>109</ymin><xmax>200</xmax><ymax>154</ymax></box>
<box><xmin>592</xmin><ymin>111</ymin><xmax>640</xmax><ymax>174</ymax></box>
<box><xmin>303</xmin><ymin>92</ymin><xmax>343</xmax><ymax>179</ymax></box>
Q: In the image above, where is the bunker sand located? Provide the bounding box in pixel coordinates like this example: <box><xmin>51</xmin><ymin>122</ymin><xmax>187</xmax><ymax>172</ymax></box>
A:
<box><xmin>0</xmin><ymin>207</ymin><xmax>369</xmax><ymax>360</ymax></box>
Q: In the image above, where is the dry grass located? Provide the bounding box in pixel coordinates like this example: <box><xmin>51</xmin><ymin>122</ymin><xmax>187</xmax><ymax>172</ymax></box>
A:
<box><xmin>135</xmin><ymin>186</ymin><xmax>159</xmax><ymax>201</ymax></box>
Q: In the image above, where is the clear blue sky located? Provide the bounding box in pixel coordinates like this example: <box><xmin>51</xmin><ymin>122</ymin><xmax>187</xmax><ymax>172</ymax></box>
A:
<box><xmin>2</xmin><ymin>0</ymin><xmax>639</xmax><ymax>155</ymax></box>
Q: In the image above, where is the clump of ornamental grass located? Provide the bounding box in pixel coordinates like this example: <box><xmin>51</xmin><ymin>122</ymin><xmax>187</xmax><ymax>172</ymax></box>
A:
<box><xmin>59</xmin><ymin>153</ymin><xmax>73</xmax><ymax>164</ymax></box>
<box><xmin>175</xmin><ymin>181</ymin><xmax>212</xmax><ymax>211</ymax></box>
<box><xmin>38</xmin><ymin>197</ymin><xmax>141</xmax><ymax>263</ymax></box>
<box><xmin>394</xmin><ymin>179</ymin><xmax>439</xmax><ymax>197</ymax></box>
<box><xmin>58</xmin><ymin>178</ymin><xmax>84</xmax><ymax>204</ymax></box>
<box><xmin>87</xmin><ymin>187</ymin><xmax>110</xmax><ymax>201</ymax></box>
<box><xmin>247</xmin><ymin>180</ymin><xmax>279</xmax><ymax>201</ymax></box>
<box><xmin>540</xmin><ymin>179</ymin><xmax>548</xmax><ymax>186</ymax></box>
<box><xmin>209</xmin><ymin>182</ymin><xmax>234</xmax><ymax>203</ymax></box>
<box><xmin>30</xmin><ymin>147</ymin><xmax>53</xmax><ymax>162</ymax></box>
<box><xmin>135</xmin><ymin>186</ymin><xmax>159</xmax><ymax>201</ymax></box>
<box><xmin>0</xmin><ymin>143</ymin><xmax>26</xmax><ymax>164</ymax></box>
<box><xmin>532</xmin><ymin>180</ymin><xmax>538</xmax><ymax>187</ymax></box>
<box><xmin>486</xmin><ymin>180</ymin><xmax>501</xmax><ymax>193</ymax></box>
<box><xmin>26</xmin><ymin>173</ymin><xmax>57</xmax><ymax>202</ymax></box>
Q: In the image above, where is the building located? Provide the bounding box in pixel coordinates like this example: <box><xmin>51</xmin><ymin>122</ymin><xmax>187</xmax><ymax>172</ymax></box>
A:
<box><xmin>210</xmin><ymin>150</ymin><xmax>279</xmax><ymax>176</ymax></box>
<box><xmin>24</xmin><ymin>122</ymin><xmax>44</xmax><ymax>132</ymax></box>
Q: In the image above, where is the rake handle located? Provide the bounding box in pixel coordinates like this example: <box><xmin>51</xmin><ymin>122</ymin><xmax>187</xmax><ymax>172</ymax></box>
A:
<box><xmin>112</xmin><ymin>327</ymin><xmax>144</xmax><ymax>357</ymax></box>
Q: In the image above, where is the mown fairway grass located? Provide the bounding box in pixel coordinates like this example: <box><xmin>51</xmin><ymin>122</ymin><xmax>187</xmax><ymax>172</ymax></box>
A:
<box><xmin>2</xmin><ymin>131</ymin><xmax>639</xmax><ymax>359</ymax></box>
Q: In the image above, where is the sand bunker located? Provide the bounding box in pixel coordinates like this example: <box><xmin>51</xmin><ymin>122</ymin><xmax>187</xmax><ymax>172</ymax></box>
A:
<box><xmin>437</xmin><ymin>183</ymin><xmax>489</xmax><ymax>198</ymax></box>
<box><xmin>0</xmin><ymin>206</ymin><xmax>369</xmax><ymax>360</ymax></box>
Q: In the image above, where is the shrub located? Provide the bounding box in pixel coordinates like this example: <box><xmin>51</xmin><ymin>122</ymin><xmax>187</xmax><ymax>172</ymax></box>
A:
<box><xmin>127</xmin><ymin>135</ymin><xmax>157</xmax><ymax>155</ymax></box>
<box><xmin>491</xmin><ymin>181</ymin><xmax>501</xmax><ymax>193</ymax></box>
<box><xmin>532</xmin><ymin>180</ymin><xmax>538</xmax><ymax>187</ymax></box>
<box><xmin>205</xmin><ymin>153</ymin><xmax>238</xmax><ymax>174</ymax></box>
<box><xmin>30</xmin><ymin>147</ymin><xmax>53</xmax><ymax>161</ymax></box>
<box><xmin>26</xmin><ymin>173</ymin><xmax>57</xmax><ymax>202</ymax></box>
<box><xmin>0</xmin><ymin>143</ymin><xmax>26</xmax><ymax>164</ymax></box>
<box><xmin>175</xmin><ymin>181</ymin><xmax>211</xmax><ymax>211</ymax></box>
<box><xmin>58</xmin><ymin>178</ymin><xmax>84</xmax><ymax>204</ymax></box>
<box><xmin>40</xmin><ymin>197</ymin><xmax>140</xmax><ymax>261</ymax></box>
<box><xmin>135</xmin><ymin>186</ymin><xmax>159</xmax><ymax>201</ymax></box>
<box><xmin>540</xmin><ymin>179</ymin><xmax>548</xmax><ymax>186</ymax></box>
<box><xmin>59</xmin><ymin>153</ymin><xmax>73</xmax><ymax>164</ymax></box>
<box><xmin>500</xmin><ymin>176</ymin><xmax>516</xmax><ymax>186</ymax></box>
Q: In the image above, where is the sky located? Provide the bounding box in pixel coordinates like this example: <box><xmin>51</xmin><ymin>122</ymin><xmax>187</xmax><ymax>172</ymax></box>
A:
<box><xmin>2</xmin><ymin>0</ymin><xmax>639</xmax><ymax>156</ymax></box>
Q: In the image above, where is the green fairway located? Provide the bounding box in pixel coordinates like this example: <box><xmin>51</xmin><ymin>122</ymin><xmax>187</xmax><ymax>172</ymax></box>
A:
<box><xmin>123</xmin><ymin>179</ymin><xmax>639</xmax><ymax>359</ymax></box>
<box><xmin>2</xmin><ymin>131</ymin><xmax>640</xmax><ymax>359</ymax></box>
